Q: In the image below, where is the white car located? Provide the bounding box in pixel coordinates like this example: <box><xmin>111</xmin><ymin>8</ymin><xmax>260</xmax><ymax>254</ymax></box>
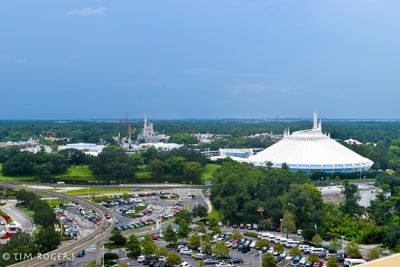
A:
<box><xmin>180</xmin><ymin>261</ymin><xmax>191</xmax><ymax>267</ymax></box>
<box><xmin>158</xmin><ymin>256</ymin><xmax>167</xmax><ymax>262</ymax></box>
<box><xmin>177</xmin><ymin>245</ymin><xmax>187</xmax><ymax>251</ymax></box>
<box><xmin>299</xmin><ymin>257</ymin><xmax>307</xmax><ymax>265</ymax></box>
<box><xmin>179</xmin><ymin>248</ymin><xmax>193</xmax><ymax>255</ymax></box>
<box><xmin>137</xmin><ymin>255</ymin><xmax>146</xmax><ymax>263</ymax></box>
<box><xmin>216</xmin><ymin>263</ymin><xmax>232</xmax><ymax>267</ymax></box>
<box><xmin>125</xmin><ymin>210</ymin><xmax>136</xmax><ymax>214</ymax></box>
<box><xmin>267</xmin><ymin>247</ymin><xmax>274</xmax><ymax>254</ymax></box>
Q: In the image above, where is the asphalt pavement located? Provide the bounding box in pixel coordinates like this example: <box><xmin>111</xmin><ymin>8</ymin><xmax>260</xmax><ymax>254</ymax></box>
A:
<box><xmin>1</xmin><ymin>201</ymin><xmax>34</xmax><ymax>233</ymax></box>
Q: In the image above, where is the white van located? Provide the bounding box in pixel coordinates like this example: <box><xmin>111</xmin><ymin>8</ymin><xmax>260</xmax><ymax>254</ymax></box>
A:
<box><xmin>258</xmin><ymin>232</ymin><xmax>269</xmax><ymax>239</ymax></box>
<box><xmin>282</xmin><ymin>238</ymin><xmax>292</xmax><ymax>247</ymax></box>
<box><xmin>344</xmin><ymin>259</ymin><xmax>367</xmax><ymax>266</ymax></box>
<box><xmin>277</xmin><ymin>237</ymin><xmax>288</xmax><ymax>244</ymax></box>
<box><xmin>268</xmin><ymin>235</ymin><xmax>276</xmax><ymax>243</ymax></box>
<box><xmin>298</xmin><ymin>244</ymin><xmax>310</xmax><ymax>252</ymax></box>
<box><xmin>287</xmin><ymin>240</ymin><xmax>300</xmax><ymax>248</ymax></box>
<box><xmin>310</xmin><ymin>247</ymin><xmax>326</xmax><ymax>254</ymax></box>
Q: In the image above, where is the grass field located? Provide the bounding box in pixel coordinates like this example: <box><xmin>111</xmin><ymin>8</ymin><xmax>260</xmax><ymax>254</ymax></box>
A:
<box><xmin>135</xmin><ymin>166</ymin><xmax>151</xmax><ymax>178</ymax></box>
<box><xmin>65</xmin><ymin>187</ymin><xmax>131</xmax><ymax>195</ymax></box>
<box><xmin>56</xmin><ymin>165</ymin><xmax>94</xmax><ymax>178</ymax></box>
<box><xmin>0</xmin><ymin>164</ymin><xmax>35</xmax><ymax>181</ymax></box>
<box><xmin>17</xmin><ymin>206</ymin><xmax>35</xmax><ymax>218</ymax></box>
<box><xmin>0</xmin><ymin>164</ymin><xmax>93</xmax><ymax>182</ymax></box>
<box><xmin>47</xmin><ymin>199</ymin><xmax>62</xmax><ymax>207</ymax></box>
<box><xmin>201</xmin><ymin>164</ymin><xmax>221</xmax><ymax>181</ymax></box>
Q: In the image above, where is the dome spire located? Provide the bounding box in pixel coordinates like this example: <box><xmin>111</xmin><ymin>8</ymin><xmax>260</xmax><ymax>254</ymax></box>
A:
<box><xmin>313</xmin><ymin>107</ymin><xmax>318</xmax><ymax>130</ymax></box>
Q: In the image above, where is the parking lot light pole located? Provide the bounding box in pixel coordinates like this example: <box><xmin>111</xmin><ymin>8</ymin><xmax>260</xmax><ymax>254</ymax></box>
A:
<box><xmin>200</xmin><ymin>235</ymin><xmax>202</xmax><ymax>254</ymax></box>
<box><xmin>259</xmin><ymin>251</ymin><xmax>262</xmax><ymax>267</ymax></box>
<box><xmin>341</xmin><ymin>235</ymin><xmax>345</xmax><ymax>254</ymax></box>
<box><xmin>102</xmin><ymin>244</ymin><xmax>105</xmax><ymax>267</ymax></box>
<box><xmin>280</xmin><ymin>218</ymin><xmax>283</xmax><ymax>236</ymax></box>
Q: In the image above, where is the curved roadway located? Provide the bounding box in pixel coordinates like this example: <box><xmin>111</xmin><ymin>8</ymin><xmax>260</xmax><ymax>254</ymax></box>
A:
<box><xmin>1</xmin><ymin>182</ymin><xmax>117</xmax><ymax>267</ymax></box>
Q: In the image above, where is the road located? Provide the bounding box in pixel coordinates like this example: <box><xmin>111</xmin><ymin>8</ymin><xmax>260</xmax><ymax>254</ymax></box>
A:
<box><xmin>1</xmin><ymin>182</ymin><xmax>117</xmax><ymax>267</ymax></box>
<box><xmin>0</xmin><ymin>201</ymin><xmax>34</xmax><ymax>233</ymax></box>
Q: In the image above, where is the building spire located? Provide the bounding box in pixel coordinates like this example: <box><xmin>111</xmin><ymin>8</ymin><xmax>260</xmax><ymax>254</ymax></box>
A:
<box><xmin>313</xmin><ymin>108</ymin><xmax>318</xmax><ymax>130</ymax></box>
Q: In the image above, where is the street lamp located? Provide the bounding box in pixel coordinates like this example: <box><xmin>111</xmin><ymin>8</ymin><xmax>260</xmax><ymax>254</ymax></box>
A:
<box><xmin>259</xmin><ymin>251</ymin><xmax>262</xmax><ymax>267</ymax></box>
<box><xmin>280</xmin><ymin>219</ymin><xmax>283</xmax><ymax>237</ymax></box>
<box><xmin>101</xmin><ymin>244</ymin><xmax>105</xmax><ymax>267</ymax></box>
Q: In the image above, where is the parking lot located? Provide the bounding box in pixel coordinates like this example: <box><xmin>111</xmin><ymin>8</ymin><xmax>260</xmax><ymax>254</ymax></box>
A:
<box><xmin>94</xmin><ymin>188</ymin><xmax>206</xmax><ymax>234</ymax></box>
<box><xmin>54</xmin><ymin>202</ymin><xmax>104</xmax><ymax>239</ymax></box>
<box><xmin>132</xmin><ymin>227</ymin><xmax>363</xmax><ymax>267</ymax></box>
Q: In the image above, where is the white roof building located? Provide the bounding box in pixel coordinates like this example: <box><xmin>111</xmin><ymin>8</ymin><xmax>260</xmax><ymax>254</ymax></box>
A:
<box><xmin>344</xmin><ymin>138</ymin><xmax>363</xmax><ymax>145</ymax></box>
<box><xmin>246</xmin><ymin>112</ymin><xmax>374</xmax><ymax>173</ymax></box>
<box><xmin>139</xmin><ymin>142</ymin><xmax>183</xmax><ymax>151</ymax></box>
<box><xmin>58</xmin><ymin>143</ymin><xmax>105</xmax><ymax>156</ymax></box>
<box><xmin>211</xmin><ymin>148</ymin><xmax>254</xmax><ymax>161</ymax></box>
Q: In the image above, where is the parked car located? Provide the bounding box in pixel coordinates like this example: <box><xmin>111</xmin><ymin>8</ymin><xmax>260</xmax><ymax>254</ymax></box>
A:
<box><xmin>191</xmin><ymin>253</ymin><xmax>205</xmax><ymax>260</ymax></box>
<box><xmin>231</xmin><ymin>258</ymin><xmax>244</xmax><ymax>264</ymax></box>
<box><xmin>203</xmin><ymin>259</ymin><xmax>219</xmax><ymax>265</ymax></box>
<box><xmin>76</xmin><ymin>250</ymin><xmax>85</xmax><ymax>258</ymax></box>
<box><xmin>180</xmin><ymin>262</ymin><xmax>190</xmax><ymax>267</ymax></box>
<box><xmin>179</xmin><ymin>248</ymin><xmax>193</xmax><ymax>255</ymax></box>
<box><xmin>216</xmin><ymin>263</ymin><xmax>232</xmax><ymax>267</ymax></box>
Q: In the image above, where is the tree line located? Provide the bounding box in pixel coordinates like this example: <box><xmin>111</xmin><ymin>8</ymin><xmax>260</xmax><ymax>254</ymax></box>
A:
<box><xmin>210</xmin><ymin>160</ymin><xmax>400</xmax><ymax>251</ymax></box>
<box><xmin>0</xmin><ymin>190</ymin><xmax>61</xmax><ymax>266</ymax></box>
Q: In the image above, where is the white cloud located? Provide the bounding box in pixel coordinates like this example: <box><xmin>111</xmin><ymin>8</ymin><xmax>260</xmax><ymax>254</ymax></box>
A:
<box><xmin>67</xmin><ymin>7</ymin><xmax>107</xmax><ymax>17</ymax></box>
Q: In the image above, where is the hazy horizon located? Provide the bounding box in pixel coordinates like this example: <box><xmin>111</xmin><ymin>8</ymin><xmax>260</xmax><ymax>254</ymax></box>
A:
<box><xmin>1</xmin><ymin>0</ymin><xmax>400</xmax><ymax>120</ymax></box>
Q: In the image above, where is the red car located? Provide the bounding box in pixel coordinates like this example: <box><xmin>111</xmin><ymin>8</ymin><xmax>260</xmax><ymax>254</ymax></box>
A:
<box><xmin>151</xmin><ymin>234</ymin><xmax>158</xmax><ymax>240</ymax></box>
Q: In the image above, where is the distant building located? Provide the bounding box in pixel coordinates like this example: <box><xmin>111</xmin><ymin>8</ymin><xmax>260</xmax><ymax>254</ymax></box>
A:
<box><xmin>139</xmin><ymin>142</ymin><xmax>183</xmax><ymax>151</ymax></box>
<box><xmin>245</xmin><ymin>112</ymin><xmax>374</xmax><ymax>173</ymax></box>
<box><xmin>137</xmin><ymin>114</ymin><xmax>169</xmax><ymax>143</ymax></box>
<box><xmin>248</xmin><ymin>131</ymin><xmax>283</xmax><ymax>143</ymax></box>
<box><xmin>344</xmin><ymin>138</ymin><xmax>363</xmax><ymax>145</ymax></box>
<box><xmin>192</xmin><ymin>132</ymin><xmax>214</xmax><ymax>143</ymax></box>
<box><xmin>210</xmin><ymin>148</ymin><xmax>254</xmax><ymax>161</ymax></box>
<box><xmin>0</xmin><ymin>138</ymin><xmax>52</xmax><ymax>154</ymax></box>
<box><xmin>58</xmin><ymin>143</ymin><xmax>105</xmax><ymax>156</ymax></box>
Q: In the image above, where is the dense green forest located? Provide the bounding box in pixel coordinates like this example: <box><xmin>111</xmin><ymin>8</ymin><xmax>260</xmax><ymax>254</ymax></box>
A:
<box><xmin>0</xmin><ymin>119</ymin><xmax>400</xmax><ymax>175</ymax></box>
<box><xmin>0</xmin><ymin>119</ymin><xmax>399</xmax><ymax>143</ymax></box>
<box><xmin>210</xmin><ymin>160</ymin><xmax>400</xmax><ymax>250</ymax></box>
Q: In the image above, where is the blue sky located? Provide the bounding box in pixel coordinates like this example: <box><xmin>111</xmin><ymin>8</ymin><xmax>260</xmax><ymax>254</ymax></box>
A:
<box><xmin>1</xmin><ymin>0</ymin><xmax>400</xmax><ymax>120</ymax></box>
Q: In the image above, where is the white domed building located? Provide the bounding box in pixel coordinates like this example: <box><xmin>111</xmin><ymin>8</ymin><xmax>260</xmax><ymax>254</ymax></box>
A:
<box><xmin>247</xmin><ymin>112</ymin><xmax>374</xmax><ymax>173</ymax></box>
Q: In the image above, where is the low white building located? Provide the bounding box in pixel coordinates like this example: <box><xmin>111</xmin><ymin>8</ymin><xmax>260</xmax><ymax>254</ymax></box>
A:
<box><xmin>139</xmin><ymin>142</ymin><xmax>183</xmax><ymax>151</ymax></box>
<box><xmin>211</xmin><ymin>148</ymin><xmax>254</xmax><ymax>161</ymax></box>
<box><xmin>58</xmin><ymin>143</ymin><xmax>106</xmax><ymax>156</ymax></box>
<box><xmin>344</xmin><ymin>138</ymin><xmax>363</xmax><ymax>145</ymax></box>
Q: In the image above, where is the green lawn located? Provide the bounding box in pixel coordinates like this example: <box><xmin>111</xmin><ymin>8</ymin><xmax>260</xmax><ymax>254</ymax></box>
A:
<box><xmin>47</xmin><ymin>199</ymin><xmax>62</xmax><ymax>207</ymax></box>
<box><xmin>65</xmin><ymin>187</ymin><xmax>131</xmax><ymax>195</ymax></box>
<box><xmin>0</xmin><ymin>164</ymin><xmax>93</xmax><ymax>182</ymax></box>
<box><xmin>17</xmin><ymin>206</ymin><xmax>35</xmax><ymax>218</ymax></box>
<box><xmin>0</xmin><ymin>164</ymin><xmax>35</xmax><ymax>182</ymax></box>
<box><xmin>54</xmin><ymin>165</ymin><xmax>94</xmax><ymax>181</ymax></box>
<box><xmin>202</xmin><ymin>164</ymin><xmax>221</xmax><ymax>181</ymax></box>
<box><xmin>57</xmin><ymin>165</ymin><xmax>93</xmax><ymax>177</ymax></box>
<box><xmin>135</xmin><ymin>166</ymin><xmax>151</xmax><ymax>178</ymax></box>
